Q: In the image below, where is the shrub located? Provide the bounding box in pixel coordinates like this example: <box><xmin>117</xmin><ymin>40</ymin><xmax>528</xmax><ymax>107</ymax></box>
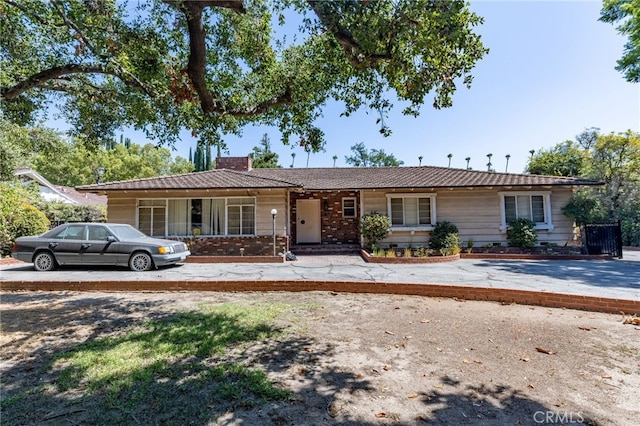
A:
<box><xmin>360</xmin><ymin>212</ymin><xmax>391</xmax><ymax>250</ymax></box>
<box><xmin>415</xmin><ymin>247</ymin><xmax>430</xmax><ymax>257</ymax></box>
<box><xmin>465</xmin><ymin>237</ymin><xmax>474</xmax><ymax>253</ymax></box>
<box><xmin>507</xmin><ymin>218</ymin><xmax>538</xmax><ymax>249</ymax></box>
<box><xmin>0</xmin><ymin>184</ymin><xmax>50</xmax><ymax>255</ymax></box>
<box><xmin>439</xmin><ymin>233</ymin><xmax>461</xmax><ymax>256</ymax></box>
<box><xmin>34</xmin><ymin>201</ymin><xmax>107</xmax><ymax>224</ymax></box>
<box><xmin>429</xmin><ymin>221</ymin><xmax>459</xmax><ymax>250</ymax></box>
<box><xmin>372</xmin><ymin>247</ymin><xmax>385</xmax><ymax>257</ymax></box>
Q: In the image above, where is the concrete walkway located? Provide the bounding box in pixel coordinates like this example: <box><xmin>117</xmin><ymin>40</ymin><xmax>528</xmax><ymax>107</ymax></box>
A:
<box><xmin>2</xmin><ymin>251</ymin><xmax>638</xmax><ymax>302</ymax></box>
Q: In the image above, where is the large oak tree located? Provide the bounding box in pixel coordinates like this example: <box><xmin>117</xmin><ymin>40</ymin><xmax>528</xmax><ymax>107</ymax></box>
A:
<box><xmin>600</xmin><ymin>0</ymin><xmax>640</xmax><ymax>83</ymax></box>
<box><xmin>1</xmin><ymin>0</ymin><xmax>487</xmax><ymax>150</ymax></box>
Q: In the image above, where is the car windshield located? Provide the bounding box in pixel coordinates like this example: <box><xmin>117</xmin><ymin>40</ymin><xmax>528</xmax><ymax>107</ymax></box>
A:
<box><xmin>110</xmin><ymin>225</ymin><xmax>147</xmax><ymax>240</ymax></box>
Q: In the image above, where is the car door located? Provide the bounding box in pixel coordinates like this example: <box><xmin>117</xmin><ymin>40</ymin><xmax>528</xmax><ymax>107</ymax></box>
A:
<box><xmin>49</xmin><ymin>224</ymin><xmax>86</xmax><ymax>265</ymax></box>
<box><xmin>82</xmin><ymin>224</ymin><xmax>119</xmax><ymax>265</ymax></box>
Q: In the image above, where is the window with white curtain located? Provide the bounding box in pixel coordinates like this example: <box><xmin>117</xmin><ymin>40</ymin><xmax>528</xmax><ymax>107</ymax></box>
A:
<box><xmin>168</xmin><ymin>199</ymin><xmax>189</xmax><ymax>236</ymax></box>
<box><xmin>139</xmin><ymin>197</ymin><xmax>254</xmax><ymax>237</ymax></box>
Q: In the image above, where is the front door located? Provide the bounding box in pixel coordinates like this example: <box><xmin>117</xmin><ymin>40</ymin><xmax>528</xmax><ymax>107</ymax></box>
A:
<box><xmin>296</xmin><ymin>199</ymin><xmax>321</xmax><ymax>243</ymax></box>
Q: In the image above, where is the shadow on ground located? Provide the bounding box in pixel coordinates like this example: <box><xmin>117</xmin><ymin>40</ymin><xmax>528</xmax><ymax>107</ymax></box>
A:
<box><xmin>1</xmin><ymin>293</ymin><xmax>602</xmax><ymax>425</ymax></box>
<box><xmin>473</xmin><ymin>258</ymin><xmax>640</xmax><ymax>290</ymax></box>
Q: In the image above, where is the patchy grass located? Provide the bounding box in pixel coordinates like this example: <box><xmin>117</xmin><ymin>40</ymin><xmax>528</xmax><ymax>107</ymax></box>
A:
<box><xmin>42</xmin><ymin>303</ymin><xmax>293</xmax><ymax>420</ymax></box>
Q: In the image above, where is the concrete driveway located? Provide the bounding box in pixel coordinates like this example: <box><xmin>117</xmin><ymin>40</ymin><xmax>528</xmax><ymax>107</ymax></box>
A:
<box><xmin>2</xmin><ymin>251</ymin><xmax>638</xmax><ymax>301</ymax></box>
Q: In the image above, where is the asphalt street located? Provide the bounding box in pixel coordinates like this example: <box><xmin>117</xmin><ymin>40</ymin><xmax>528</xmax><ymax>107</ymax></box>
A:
<box><xmin>1</xmin><ymin>251</ymin><xmax>638</xmax><ymax>301</ymax></box>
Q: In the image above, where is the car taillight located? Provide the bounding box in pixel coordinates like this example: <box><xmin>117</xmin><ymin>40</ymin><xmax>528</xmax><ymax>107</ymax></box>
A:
<box><xmin>12</xmin><ymin>242</ymin><xmax>18</xmax><ymax>250</ymax></box>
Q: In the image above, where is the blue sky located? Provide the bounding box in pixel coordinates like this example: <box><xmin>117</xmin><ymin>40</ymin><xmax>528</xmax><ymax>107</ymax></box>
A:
<box><xmin>177</xmin><ymin>0</ymin><xmax>636</xmax><ymax>174</ymax></box>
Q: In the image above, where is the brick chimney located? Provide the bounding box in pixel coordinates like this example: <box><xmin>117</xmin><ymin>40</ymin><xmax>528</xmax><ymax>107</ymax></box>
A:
<box><xmin>215</xmin><ymin>156</ymin><xmax>252</xmax><ymax>171</ymax></box>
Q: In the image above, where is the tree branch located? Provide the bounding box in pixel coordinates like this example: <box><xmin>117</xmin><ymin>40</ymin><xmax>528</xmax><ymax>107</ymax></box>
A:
<box><xmin>164</xmin><ymin>0</ymin><xmax>246</xmax><ymax>14</ymax></box>
<box><xmin>307</xmin><ymin>0</ymin><xmax>391</xmax><ymax>69</ymax></box>
<box><xmin>2</xmin><ymin>65</ymin><xmax>110</xmax><ymax>100</ymax></box>
<box><xmin>3</xmin><ymin>0</ymin><xmax>64</xmax><ymax>27</ymax></box>
<box><xmin>174</xmin><ymin>0</ymin><xmax>293</xmax><ymax>117</ymax></box>
<box><xmin>48</xmin><ymin>0</ymin><xmax>153</xmax><ymax>97</ymax></box>
<box><xmin>180</xmin><ymin>1</ymin><xmax>218</xmax><ymax>113</ymax></box>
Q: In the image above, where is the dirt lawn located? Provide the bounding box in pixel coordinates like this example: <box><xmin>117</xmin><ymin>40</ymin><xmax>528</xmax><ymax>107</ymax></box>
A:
<box><xmin>1</xmin><ymin>290</ymin><xmax>639</xmax><ymax>425</ymax></box>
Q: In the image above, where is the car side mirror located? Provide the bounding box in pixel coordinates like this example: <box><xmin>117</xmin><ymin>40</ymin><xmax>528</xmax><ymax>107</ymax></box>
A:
<box><xmin>107</xmin><ymin>236</ymin><xmax>117</xmax><ymax>243</ymax></box>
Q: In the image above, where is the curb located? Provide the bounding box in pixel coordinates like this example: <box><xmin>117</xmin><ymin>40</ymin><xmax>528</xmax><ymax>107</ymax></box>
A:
<box><xmin>2</xmin><ymin>280</ymin><xmax>637</xmax><ymax>315</ymax></box>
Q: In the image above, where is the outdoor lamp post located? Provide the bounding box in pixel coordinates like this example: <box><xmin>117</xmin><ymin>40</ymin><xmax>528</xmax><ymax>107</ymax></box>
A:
<box><xmin>271</xmin><ymin>209</ymin><xmax>277</xmax><ymax>256</ymax></box>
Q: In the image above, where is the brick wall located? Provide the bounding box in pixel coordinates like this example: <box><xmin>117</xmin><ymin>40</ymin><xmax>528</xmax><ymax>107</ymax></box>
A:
<box><xmin>173</xmin><ymin>235</ymin><xmax>287</xmax><ymax>256</ymax></box>
<box><xmin>215</xmin><ymin>157</ymin><xmax>252</xmax><ymax>171</ymax></box>
<box><xmin>290</xmin><ymin>190</ymin><xmax>360</xmax><ymax>245</ymax></box>
<box><xmin>5</xmin><ymin>280</ymin><xmax>637</xmax><ymax>315</ymax></box>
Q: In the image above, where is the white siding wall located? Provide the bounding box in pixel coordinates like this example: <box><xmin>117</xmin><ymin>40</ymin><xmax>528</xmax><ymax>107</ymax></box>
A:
<box><xmin>362</xmin><ymin>187</ymin><xmax>578</xmax><ymax>248</ymax></box>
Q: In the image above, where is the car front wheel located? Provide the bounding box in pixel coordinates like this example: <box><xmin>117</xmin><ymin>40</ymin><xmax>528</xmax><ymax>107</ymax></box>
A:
<box><xmin>129</xmin><ymin>252</ymin><xmax>153</xmax><ymax>272</ymax></box>
<box><xmin>33</xmin><ymin>251</ymin><xmax>56</xmax><ymax>271</ymax></box>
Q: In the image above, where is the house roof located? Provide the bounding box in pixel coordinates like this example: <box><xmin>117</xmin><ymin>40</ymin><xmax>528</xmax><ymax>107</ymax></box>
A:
<box><xmin>52</xmin><ymin>185</ymin><xmax>107</xmax><ymax>205</ymax></box>
<box><xmin>246</xmin><ymin>166</ymin><xmax>602</xmax><ymax>190</ymax></box>
<box><xmin>76</xmin><ymin>169</ymin><xmax>299</xmax><ymax>191</ymax></box>
<box><xmin>15</xmin><ymin>168</ymin><xmax>106</xmax><ymax>205</ymax></box>
<box><xmin>77</xmin><ymin>165</ymin><xmax>602</xmax><ymax>193</ymax></box>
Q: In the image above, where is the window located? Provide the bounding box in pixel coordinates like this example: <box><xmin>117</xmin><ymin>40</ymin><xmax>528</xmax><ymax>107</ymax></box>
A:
<box><xmin>88</xmin><ymin>225</ymin><xmax>112</xmax><ymax>241</ymax></box>
<box><xmin>138</xmin><ymin>199</ymin><xmax>166</xmax><ymax>236</ymax></box>
<box><xmin>145</xmin><ymin>197</ymin><xmax>255</xmax><ymax>237</ymax></box>
<box><xmin>52</xmin><ymin>225</ymin><xmax>86</xmax><ymax>240</ymax></box>
<box><xmin>499</xmin><ymin>192</ymin><xmax>553</xmax><ymax>231</ymax></box>
<box><xmin>386</xmin><ymin>194</ymin><xmax>436</xmax><ymax>229</ymax></box>
<box><xmin>227</xmin><ymin>197</ymin><xmax>255</xmax><ymax>235</ymax></box>
<box><xmin>342</xmin><ymin>198</ymin><xmax>356</xmax><ymax>218</ymax></box>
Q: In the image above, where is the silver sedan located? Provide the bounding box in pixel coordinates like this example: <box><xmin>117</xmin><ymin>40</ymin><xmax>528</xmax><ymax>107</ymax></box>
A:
<box><xmin>12</xmin><ymin>223</ymin><xmax>190</xmax><ymax>272</ymax></box>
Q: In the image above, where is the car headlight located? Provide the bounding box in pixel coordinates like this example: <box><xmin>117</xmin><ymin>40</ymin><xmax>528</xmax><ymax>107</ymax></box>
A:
<box><xmin>158</xmin><ymin>246</ymin><xmax>174</xmax><ymax>254</ymax></box>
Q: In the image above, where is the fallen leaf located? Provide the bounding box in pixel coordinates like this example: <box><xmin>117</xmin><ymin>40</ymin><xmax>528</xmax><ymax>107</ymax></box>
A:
<box><xmin>578</xmin><ymin>327</ymin><xmax>591</xmax><ymax>331</ymax></box>
<box><xmin>407</xmin><ymin>393</ymin><xmax>418</xmax><ymax>399</ymax></box>
<box><xmin>528</xmin><ymin>383</ymin><xmax>535</xmax><ymax>389</ymax></box>
<box><xmin>385</xmin><ymin>330</ymin><xmax>395</xmax><ymax>335</ymax></box>
<box><xmin>473</xmin><ymin>360</ymin><xmax>483</xmax><ymax>364</ymax></box>
<box><xmin>521</xmin><ymin>357</ymin><xmax>530</xmax><ymax>362</ymax></box>
<box><xmin>327</xmin><ymin>400</ymin><xmax>340</xmax><ymax>417</ymax></box>
<box><xmin>383</xmin><ymin>365</ymin><xmax>389</xmax><ymax>371</ymax></box>
<box><xmin>601</xmin><ymin>374</ymin><xmax>612</xmax><ymax>379</ymax></box>
<box><xmin>375</xmin><ymin>412</ymin><xmax>387</xmax><ymax>418</ymax></box>
<box><xmin>536</xmin><ymin>347</ymin><xmax>555</xmax><ymax>355</ymax></box>
<box><xmin>303</xmin><ymin>347</ymin><xmax>314</xmax><ymax>352</ymax></box>
<box><xmin>421</xmin><ymin>319</ymin><xmax>431</xmax><ymax>323</ymax></box>
<box><xmin>463</xmin><ymin>359</ymin><xmax>470</xmax><ymax>364</ymax></box>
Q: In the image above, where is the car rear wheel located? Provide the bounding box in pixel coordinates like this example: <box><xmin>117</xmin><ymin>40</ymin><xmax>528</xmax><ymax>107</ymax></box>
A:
<box><xmin>33</xmin><ymin>251</ymin><xmax>56</xmax><ymax>271</ymax></box>
<box><xmin>129</xmin><ymin>252</ymin><xmax>153</xmax><ymax>272</ymax></box>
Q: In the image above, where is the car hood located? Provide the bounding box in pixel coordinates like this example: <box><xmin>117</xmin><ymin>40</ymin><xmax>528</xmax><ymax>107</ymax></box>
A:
<box><xmin>121</xmin><ymin>237</ymin><xmax>185</xmax><ymax>247</ymax></box>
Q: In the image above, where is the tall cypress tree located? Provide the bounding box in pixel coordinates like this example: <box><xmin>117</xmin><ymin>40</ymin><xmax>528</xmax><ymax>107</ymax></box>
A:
<box><xmin>195</xmin><ymin>144</ymin><xmax>205</xmax><ymax>172</ymax></box>
<box><xmin>205</xmin><ymin>143</ymin><xmax>212</xmax><ymax>170</ymax></box>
